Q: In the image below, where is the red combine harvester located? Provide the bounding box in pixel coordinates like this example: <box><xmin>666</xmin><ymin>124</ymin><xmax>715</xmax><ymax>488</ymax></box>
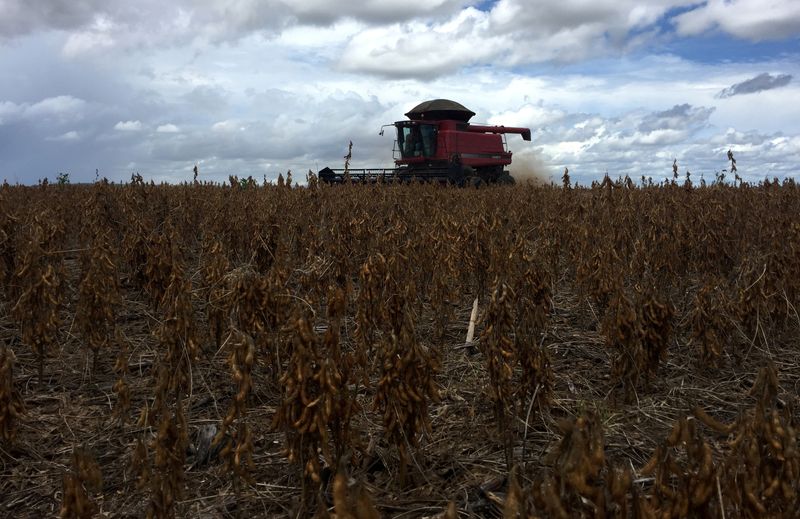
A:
<box><xmin>318</xmin><ymin>99</ymin><xmax>531</xmax><ymax>185</ymax></box>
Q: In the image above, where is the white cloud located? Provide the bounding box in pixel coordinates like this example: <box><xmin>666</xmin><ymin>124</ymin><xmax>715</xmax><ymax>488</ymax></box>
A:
<box><xmin>61</xmin><ymin>15</ymin><xmax>116</xmax><ymax>57</ymax></box>
<box><xmin>0</xmin><ymin>96</ymin><xmax>86</xmax><ymax>124</ymax></box>
<box><xmin>156</xmin><ymin>123</ymin><xmax>179</xmax><ymax>133</ymax></box>
<box><xmin>46</xmin><ymin>130</ymin><xmax>81</xmax><ymax>141</ymax></box>
<box><xmin>1</xmin><ymin>0</ymin><xmax>469</xmax><ymax>49</ymax></box>
<box><xmin>3</xmin><ymin>0</ymin><xmax>798</xmax><ymax>77</ymax></box>
<box><xmin>632</xmin><ymin>128</ymin><xmax>688</xmax><ymax>146</ymax></box>
<box><xmin>114</xmin><ymin>120</ymin><xmax>142</xmax><ymax>131</ymax></box>
<box><xmin>489</xmin><ymin>103</ymin><xmax>566</xmax><ymax>128</ymax></box>
<box><xmin>339</xmin><ymin>15</ymin><xmax>500</xmax><ymax>78</ymax></box>
<box><xmin>674</xmin><ymin>0</ymin><xmax>800</xmax><ymax>40</ymax></box>
<box><xmin>0</xmin><ymin>100</ymin><xmax>20</xmax><ymax>124</ymax></box>
<box><xmin>26</xmin><ymin>95</ymin><xmax>86</xmax><ymax>117</ymax></box>
<box><xmin>211</xmin><ymin>120</ymin><xmax>241</xmax><ymax>132</ymax></box>
<box><xmin>337</xmin><ymin>1</ymin><xmax>706</xmax><ymax>78</ymax></box>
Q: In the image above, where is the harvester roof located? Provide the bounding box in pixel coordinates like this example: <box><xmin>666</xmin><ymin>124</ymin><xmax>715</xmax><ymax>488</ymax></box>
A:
<box><xmin>405</xmin><ymin>99</ymin><xmax>476</xmax><ymax>122</ymax></box>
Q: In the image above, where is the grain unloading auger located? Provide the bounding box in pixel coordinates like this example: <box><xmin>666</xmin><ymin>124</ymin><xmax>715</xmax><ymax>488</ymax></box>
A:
<box><xmin>318</xmin><ymin>99</ymin><xmax>531</xmax><ymax>186</ymax></box>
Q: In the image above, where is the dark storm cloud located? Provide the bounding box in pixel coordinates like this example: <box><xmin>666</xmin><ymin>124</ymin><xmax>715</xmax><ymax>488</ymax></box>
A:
<box><xmin>716</xmin><ymin>73</ymin><xmax>793</xmax><ymax>99</ymax></box>
<box><xmin>0</xmin><ymin>0</ymin><xmax>105</xmax><ymax>38</ymax></box>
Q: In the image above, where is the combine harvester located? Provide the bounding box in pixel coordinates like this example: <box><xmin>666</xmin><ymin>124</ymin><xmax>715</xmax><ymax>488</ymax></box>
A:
<box><xmin>319</xmin><ymin>99</ymin><xmax>531</xmax><ymax>186</ymax></box>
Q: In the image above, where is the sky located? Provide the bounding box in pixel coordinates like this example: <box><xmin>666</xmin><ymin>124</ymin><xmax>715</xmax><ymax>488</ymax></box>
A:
<box><xmin>0</xmin><ymin>0</ymin><xmax>798</xmax><ymax>185</ymax></box>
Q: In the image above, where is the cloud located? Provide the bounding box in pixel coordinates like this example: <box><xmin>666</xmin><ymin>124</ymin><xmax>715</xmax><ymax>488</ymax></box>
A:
<box><xmin>61</xmin><ymin>16</ymin><xmax>116</xmax><ymax>57</ymax></box>
<box><xmin>3</xmin><ymin>1</ymin><xmax>798</xmax><ymax>77</ymax></box>
<box><xmin>488</xmin><ymin>103</ymin><xmax>567</xmax><ymax>128</ymax></box>
<box><xmin>337</xmin><ymin>1</ymin><xmax>700</xmax><ymax>79</ymax></box>
<box><xmin>716</xmin><ymin>73</ymin><xmax>793</xmax><ymax>98</ymax></box>
<box><xmin>156</xmin><ymin>123</ymin><xmax>179</xmax><ymax>133</ymax></box>
<box><xmin>0</xmin><ymin>0</ymin><xmax>469</xmax><ymax>49</ymax></box>
<box><xmin>638</xmin><ymin>103</ymin><xmax>715</xmax><ymax>132</ymax></box>
<box><xmin>0</xmin><ymin>0</ymin><xmax>106</xmax><ymax>39</ymax></box>
<box><xmin>211</xmin><ymin>120</ymin><xmax>241</xmax><ymax>132</ymax></box>
<box><xmin>46</xmin><ymin>130</ymin><xmax>80</xmax><ymax>141</ymax></box>
<box><xmin>0</xmin><ymin>95</ymin><xmax>86</xmax><ymax>124</ymax></box>
<box><xmin>114</xmin><ymin>120</ymin><xmax>142</xmax><ymax>131</ymax></box>
<box><xmin>288</xmin><ymin>0</ymin><xmax>469</xmax><ymax>25</ymax></box>
<box><xmin>182</xmin><ymin>86</ymin><xmax>230</xmax><ymax>113</ymax></box>
<box><xmin>674</xmin><ymin>0</ymin><xmax>800</xmax><ymax>40</ymax></box>
<box><xmin>26</xmin><ymin>95</ymin><xmax>86</xmax><ymax>118</ymax></box>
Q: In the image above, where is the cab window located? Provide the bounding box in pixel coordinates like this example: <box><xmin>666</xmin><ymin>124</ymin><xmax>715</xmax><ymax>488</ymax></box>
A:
<box><xmin>399</xmin><ymin>124</ymin><xmax>437</xmax><ymax>158</ymax></box>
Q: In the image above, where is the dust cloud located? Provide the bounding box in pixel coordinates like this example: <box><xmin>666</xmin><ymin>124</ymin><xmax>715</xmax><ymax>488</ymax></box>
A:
<box><xmin>508</xmin><ymin>151</ymin><xmax>554</xmax><ymax>185</ymax></box>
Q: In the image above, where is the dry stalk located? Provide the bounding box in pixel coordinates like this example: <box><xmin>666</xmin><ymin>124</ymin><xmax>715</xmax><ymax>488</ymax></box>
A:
<box><xmin>75</xmin><ymin>229</ymin><xmax>120</xmax><ymax>375</ymax></box>
<box><xmin>59</xmin><ymin>447</ymin><xmax>102</xmax><ymax>519</ymax></box>
<box><xmin>11</xmin><ymin>219</ymin><xmax>63</xmax><ymax>383</ymax></box>
<box><xmin>214</xmin><ymin>327</ymin><xmax>256</xmax><ymax>500</ymax></box>
<box><xmin>480</xmin><ymin>280</ymin><xmax>517</xmax><ymax>469</ymax></box>
<box><xmin>375</xmin><ymin>286</ymin><xmax>440</xmax><ymax>487</ymax></box>
<box><xmin>0</xmin><ymin>344</ymin><xmax>24</xmax><ymax>445</ymax></box>
<box><xmin>111</xmin><ymin>328</ymin><xmax>131</xmax><ymax>424</ymax></box>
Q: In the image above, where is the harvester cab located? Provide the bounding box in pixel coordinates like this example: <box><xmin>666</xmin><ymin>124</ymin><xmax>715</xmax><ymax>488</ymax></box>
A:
<box><xmin>318</xmin><ymin>99</ymin><xmax>531</xmax><ymax>185</ymax></box>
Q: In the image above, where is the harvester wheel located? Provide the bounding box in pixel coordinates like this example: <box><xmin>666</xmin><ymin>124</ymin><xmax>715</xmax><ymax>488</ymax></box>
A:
<box><xmin>497</xmin><ymin>174</ymin><xmax>515</xmax><ymax>185</ymax></box>
<box><xmin>448</xmin><ymin>167</ymin><xmax>466</xmax><ymax>186</ymax></box>
<box><xmin>466</xmin><ymin>176</ymin><xmax>484</xmax><ymax>188</ymax></box>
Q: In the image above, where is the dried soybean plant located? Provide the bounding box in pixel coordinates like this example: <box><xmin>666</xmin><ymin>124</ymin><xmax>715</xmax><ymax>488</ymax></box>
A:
<box><xmin>637</xmin><ymin>283</ymin><xmax>674</xmax><ymax>385</ymax></box>
<box><xmin>143</xmin><ymin>226</ymin><xmax>180</xmax><ymax>309</ymax></box>
<box><xmin>720</xmin><ymin>364</ymin><xmax>799</xmax><ymax>515</ymax></box>
<box><xmin>273</xmin><ymin>310</ymin><xmax>342</xmax><ymax>511</ymax></box>
<box><xmin>0</xmin><ymin>344</ymin><xmax>24</xmax><ymax>445</ymax></box>
<box><xmin>480</xmin><ymin>280</ymin><xmax>517</xmax><ymax>469</ymax></box>
<box><xmin>602</xmin><ymin>283</ymin><xmax>673</xmax><ymax>401</ymax></box>
<box><xmin>120</xmin><ymin>204</ymin><xmax>150</xmax><ymax>292</ymax></box>
<box><xmin>507</xmin><ymin>414</ymin><xmax>635</xmax><ymax>518</ymax></box>
<box><xmin>375</xmin><ymin>281</ymin><xmax>440</xmax><ymax>487</ymax></box>
<box><xmin>603</xmin><ymin>288</ymin><xmax>646</xmax><ymax>403</ymax></box>
<box><xmin>11</xmin><ymin>216</ymin><xmax>63</xmax><ymax>383</ymax></box>
<box><xmin>639</xmin><ymin>416</ymin><xmax>718</xmax><ymax>518</ymax></box>
<box><xmin>689</xmin><ymin>279</ymin><xmax>732</xmax><ymax>364</ymax></box>
<box><xmin>111</xmin><ymin>329</ymin><xmax>131</xmax><ymax>425</ymax></box>
<box><xmin>427</xmin><ymin>221</ymin><xmax>461</xmax><ymax>348</ymax></box>
<box><xmin>131</xmin><ymin>436</ymin><xmax>150</xmax><ymax>491</ymax></box>
<box><xmin>331</xmin><ymin>468</ymin><xmax>381</xmax><ymax>519</ymax></box>
<box><xmin>513</xmin><ymin>259</ymin><xmax>554</xmax><ymax>424</ymax></box>
<box><xmin>75</xmin><ymin>229</ymin><xmax>120</xmax><ymax>374</ymax></box>
<box><xmin>576</xmin><ymin>241</ymin><xmax>620</xmax><ymax>313</ymax></box>
<box><xmin>354</xmin><ymin>253</ymin><xmax>388</xmax><ymax>380</ymax></box>
<box><xmin>214</xmin><ymin>328</ymin><xmax>256</xmax><ymax>496</ymax></box>
<box><xmin>508</xmin><ymin>413</ymin><xmax>612</xmax><ymax>518</ymax></box>
<box><xmin>147</xmin><ymin>400</ymin><xmax>189</xmax><ymax>519</ymax></box>
<box><xmin>154</xmin><ymin>269</ymin><xmax>200</xmax><ymax>400</ymax></box>
<box><xmin>539</xmin><ymin>413</ymin><xmax>607</xmax><ymax>516</ymax></box>
<box><xmin>59</xmin><ymin>446</ymin><xmax>103</xmax><ymax>519</ymax></box>
<box><xmin>139</xmin><ymin>269</ymin><xmax>197</xmax><ymax>517</ymax></box>
<box><xmin>228</xmin><ymin>270</ymin><xmax>286</xmax><ymax>386</ymax></box>
<box><xmin>322</xmin><ymin>287</ymin><xmax>360</xmax><ymax>471</ymax></box>
<box><xmin>0</xmin><ymin>198</ymin><xmax>14</xmax><ymax>300</ymax></box>
<box><xmin>736</xmin><ymin>256</ymin><xmax>778</xmax><ymax>347</ymax></box>
<box><xmin>200</xmin><ymin>237</ymin><xmax>230</xmax><ymax>349</ymax></box>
